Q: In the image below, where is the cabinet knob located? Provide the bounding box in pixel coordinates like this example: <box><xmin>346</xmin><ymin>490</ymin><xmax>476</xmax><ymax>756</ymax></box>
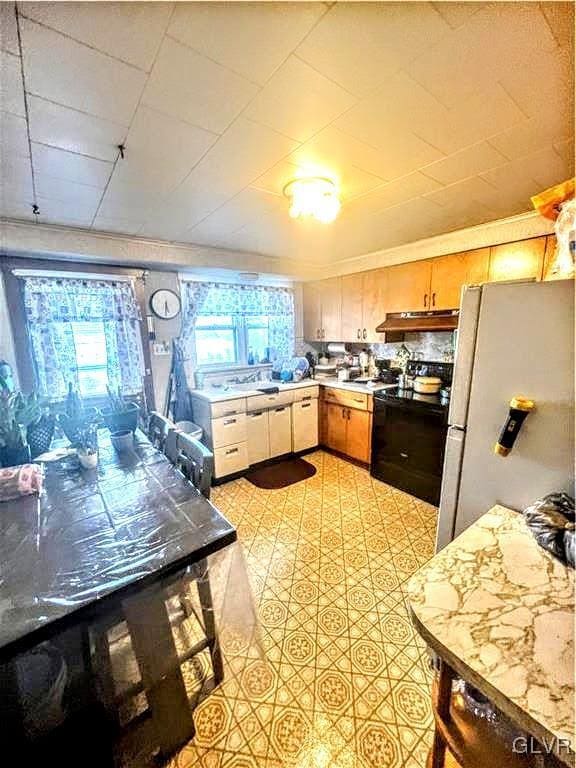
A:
<box><xmin>362</xmin><ymin>328</ymin><xmax>367</xmax><ymax>340</ymax></box>
<box><xmin>357</xmin><ymin>328</ymin><xmax>361</xmax><ymax>339</ymax></box>
<box><xmin>432</xmin><ymin>292</ymin><xmax>436</xmax><ymax>307</ymax></box>
<box><xmin>424</xmin><ymin>293</ymin><xmax>428</xmax><ymax>308</ymax></box>
<box><xmin>400</xmin><ymin>452</ymin><xmax>408</xmax><ymax>459</ymax></box>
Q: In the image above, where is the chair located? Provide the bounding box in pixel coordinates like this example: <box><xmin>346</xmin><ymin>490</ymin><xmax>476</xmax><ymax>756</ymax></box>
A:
<box><xmin>172</xmin><ymin>432</ymin><xmax>214</xmax><ymax>500</ymax></box>
<box><xmin>147</xmin><ymin>412</ymin><xmax>174</xmax><ymax>451</ymax></box>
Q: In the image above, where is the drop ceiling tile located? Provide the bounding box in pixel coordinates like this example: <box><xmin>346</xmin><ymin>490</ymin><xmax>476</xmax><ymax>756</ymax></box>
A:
<box><xmin>499</xmin><ymin>45</ymin><xmax>574</xmax><ymax>119</ymax></box>
<box><xmin>488</xmin><ymin>113</ymin><xmax>573</xmax><ymax>162</ymax></box>
<box><xmin>97</xmin><ymin>175</ymin><xmax>163</xmax><ymax>220</ymax></box>
<box><xmin>296</xmin><ymin>2</ymin><xmax>450</xmax><ymax>97</ymax></box>
<box><xmin>343</xmin><ymin>172</ymin><xmax>442</xmax><ymax>217</ymax></box>
<box><xmin>540</xmin><ymin>2</ymin><xmax>575</xmax><ymax>47</ymax></box>
<box><xmin>20</xmin><ymin>18</ymin><xmax>146</xmax><ymax>124</ymax></box>
<box><xmin>31</xmin><ymin>143</ymin><xmax>112</xmax><ymax>188</ymax></box>
<box><xmin>481</xmin><ymin>147</ymin><xmax>572</xmax><ymax>195</ymax></box>
<box><xmin>168</xmin><ymin>2</ymin><xmax>325</xmax><ymax>85</ymax></box>
<box><xmin>1</xmin><ymin>154</ymin><xmax>33</xmax><ymax>201</ymax></box>
<box><xmin>1</xmin><ymin>51</ymin><xmax>26</xmax><ymax>117</ymax></box>
<box><xmin>431</xmin><ymin>2</ymin><xmax>484</xmax><ymax>30</ymax></box>
<box><xmin>28</xmin><ymin>96</ymin><xmax>126</xmax><ymax>162</ymax></box>
<box><xmin>424</xmin><ymin>176</ymin><xmax>499</xmax><ymax>213</ymax></box>
<box><xmin>91</xmin><ymin>214</ymin><xmax>145</xmax><ymax>237</ymax></box>
<box><xmin>142</xmin><ymin>37</ymin><xmax>258</xmax><ymax>134</ymax></box>
<box><xmin>1</xmin><ymin>3</ymin><xmax>19</xmax><ymax>54</ymax></box>
<box><xmin>415</xmin><ymin>84</ymin><xmax>526</xmax><ymax>155</ymax></box>
<box><xmin>245</xmin><ymin>55</ymin><xmax>356</xmax><ymax>143</ymax></box>
<box><xmin>408</xmin><ymin>3</ymin><xmax>558</xmax><ymax>108</ymax></box>
<box><xmin>0</xmin><ymin>198</ymin><xmax>35</xmax><ymax>220</ymax></box>
<box><xmin>554</xmin><ymin>137</ymin><xmax>575</xmax><ymax>166</ymax></box>
<box><xmin>20</xmin><ymin>1</ymin><xmax>172</xmax><ymax>71</ymax></box>
<box><xmin>0</xmin><ymin>110</ymin><xmax>30</xmax><ymax>158</ymax></box>
<box><xmin>421</xmin><ymin>141</ymin><xmax>506</xmax><ymax>186</ymax></box>
<box><xmin>34</xmin><ymin>174</ymin><xmax>103</xmax><ymax>210</ymax></box>
<box><xmin>35</xmin><ymin>195</ymin><xmax>95</xmax><ymax>227</ymax></box>
<box><xmin>113</xmin><ymin>105</ymin><xmax>217</xmax><ymax>196</ymax></box>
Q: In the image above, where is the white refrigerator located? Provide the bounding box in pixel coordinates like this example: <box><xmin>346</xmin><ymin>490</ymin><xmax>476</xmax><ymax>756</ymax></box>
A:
<box><xmin>436</xmin><ymin>279</ymin><xmax>575</xmax><ymax>551</ymax></box>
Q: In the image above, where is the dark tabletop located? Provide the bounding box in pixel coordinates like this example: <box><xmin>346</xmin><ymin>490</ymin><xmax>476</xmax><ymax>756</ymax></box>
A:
<box><xmin>0</xmin><ymin>431</ymin><xmax>236</xmax><ymax>661</ymax></box>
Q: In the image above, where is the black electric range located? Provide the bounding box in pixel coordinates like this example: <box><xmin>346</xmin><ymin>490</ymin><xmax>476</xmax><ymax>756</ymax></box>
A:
<box><xmin>370</xmin><ymin>362</ymin><xmax>453</xmax><ymax>505</ymax></box>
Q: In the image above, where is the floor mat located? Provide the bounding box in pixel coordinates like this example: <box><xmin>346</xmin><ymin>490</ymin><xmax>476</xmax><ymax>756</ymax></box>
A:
<box><xmin>245</xmin><ymin>456</ymin><xmax>316</xmax><ymax>489</ymax></box>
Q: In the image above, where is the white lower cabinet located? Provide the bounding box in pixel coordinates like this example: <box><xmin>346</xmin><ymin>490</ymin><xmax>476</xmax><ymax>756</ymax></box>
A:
<box><xmin>246</xmin><ymin>410</ymin><xmax>270</xmax><ymax>465</ymax></box>
<box><xmin>292</xmin><ymin>398</ymin><xmax>318</xmax><ymax>452</ymax></box>
<box><xmin>214</xmin><ymin>442</ymin><xmax>249</xmax><ymax>478</ymax></box>
<box><xmin>268</xmin><ymin>405</ymin><xmax>292</xmax><ymax>458</ymax></box>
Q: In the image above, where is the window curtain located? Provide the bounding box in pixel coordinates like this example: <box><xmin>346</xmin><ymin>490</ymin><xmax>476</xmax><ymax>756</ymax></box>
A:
<box><xmin>180</xmin><ymin>281</ymin><xmax>295</xmax><ymax>363</ymax></box>
<box><xmin>22</xmin><ymin>277</ymin><xmax>145</xmax><ymax>398</ymax></box>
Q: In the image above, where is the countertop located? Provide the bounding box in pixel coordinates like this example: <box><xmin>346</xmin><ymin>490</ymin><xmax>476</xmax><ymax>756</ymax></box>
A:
<box><xmin>190</xmin><ymin>377</ymin><xmax>395</xmax><ymax>404</ymax></box>
<box><xmin>408</xmin><ymin>505</ymin><xmax>574</xmax><ymax>763</ymax></box>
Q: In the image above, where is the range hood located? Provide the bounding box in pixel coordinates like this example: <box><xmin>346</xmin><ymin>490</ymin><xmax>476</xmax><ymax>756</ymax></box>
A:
<box><xmin>376</xmin><ymin>310</ymin><xmax>459</xmax><ymax>333</ymax></box>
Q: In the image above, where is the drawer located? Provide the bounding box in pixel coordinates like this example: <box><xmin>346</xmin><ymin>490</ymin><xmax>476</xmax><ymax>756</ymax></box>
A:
<box><xmin>211</xmin><ymin>398</ymin><xmax>246</xmax><ymax>419</ymax></box>
<box><xmin>214</xmin><ymin>442</ymin><xmax>248</xmax><ymax>478</ymax></box>
<box><xmin>211</xmin><ymin>413</ymin><xmax>247</xmax><ymax>448</ymax></box>
<box><xmin>292</xmin><ymin>385</ymin><xmax>319</xmax><ymax>403</ymax></box>
<box><xmin>247</xmin><ymin>390</ymin><xmax>294</xmax><ymax>412</ymax></box>
<box><xmin>322</xmin><ymin>387</ymin><xmax>369</xmax><ymax>411</ymax></box>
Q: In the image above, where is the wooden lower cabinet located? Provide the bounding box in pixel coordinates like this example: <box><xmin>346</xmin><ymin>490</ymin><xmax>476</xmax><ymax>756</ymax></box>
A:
<box><xmin>321</xmin><ymin>399</ymin><xmax>371</xmax><ymax>464</ymax></box>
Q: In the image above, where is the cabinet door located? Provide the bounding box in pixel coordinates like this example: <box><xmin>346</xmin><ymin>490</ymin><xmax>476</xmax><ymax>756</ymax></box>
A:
<box><xmin>345</xmin><ymin>408</ymin><xmax>371</xmax><ymax>464</ymax></box>
<box><xmin>488</xmin><ymin>237</ymin><xmax>546</xmax><ymax>283</ymax></box>
<box><xmin>362</xmin><ymin>268</ymin><xmax>388</xmax><ymax>342</ymax></box>
<box><xmin>341</xmin><ymin>273</ymin><xmax>364</xmax><ymax>342</ymax></box>
<box><xmin>303</xmin><ymin>281</ymin><xmax>322</xmax><ymax>341</ymax></box>
<box><xmin>319</xmin><ymin>277</ymin><xmax>342</xmax><ymax>341</ymax></box>
<box><xmin>246</xmin><ymin>410</ymin><xmax>270</xmax><ymax>464</ymax></box>
<box><xmin>384</xmin><ymin>260</ymin><xmax>432</xmax><ymax>313</ymax></box>
<box><xmin>292</xmin><ymin>399</ymin><xmax>318</xmax><ymax>452</ymax></box>
<box><xmin>324</xmin><ymin>402</ymin><xmax>347</xmax><ymax>454</ymax></box>
<box><xmin>430</xmin><ymin>248</ymin><xmax>489</xmax><ymax>310</ymax></box>
<box><xmin>269</xmin><ymin>405</ymin><xmax>292</xmax><ymax>458</ymax></box>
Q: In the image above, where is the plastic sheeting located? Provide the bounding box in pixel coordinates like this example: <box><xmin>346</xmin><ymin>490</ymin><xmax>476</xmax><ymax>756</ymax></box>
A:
<box><xmin>0</xmin><ymin>432</ymin><xmax>261</xmax><ymax>766</ymax></box>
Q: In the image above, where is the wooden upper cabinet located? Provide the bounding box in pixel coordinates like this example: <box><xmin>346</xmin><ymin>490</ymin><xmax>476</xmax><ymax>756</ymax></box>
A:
<box><xmin>488</xmin><ymin>237</ymin><xmax>546</xmax><ymax>283</ymax></box>
<box><xmin>362</xmin><ymin>268</ymin><xmax>388</xmax><ymax>342</ymax></box>
<box><xmin>385</xmin><ymin>260</ymin><xmax>432</xmax><ymax>313</ymax></box>
<box><xmin>341</xmin><ymin>273</ymin><xmax>364</xmax><ymax>342</ymax></box>
<box><xmin>430</xmin><ymin>248</ymin><xmax>490</xmax><ymax>310</ymax></box>
<box><xmin>319</xmin><ymin>277</ymin><xmax>342</xmax><ymax>341</ymax></box>
<box><xmin>302</xmin><ymin>281</ymin><xmax>322</xmax><ymax>341</ymax></box>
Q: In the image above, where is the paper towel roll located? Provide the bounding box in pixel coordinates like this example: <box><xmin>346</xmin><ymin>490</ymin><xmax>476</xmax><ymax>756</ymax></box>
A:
<box><xmin>327</xmin><ymin>343</ymin><xmax>347</xmax><ymax>356</ymax></box>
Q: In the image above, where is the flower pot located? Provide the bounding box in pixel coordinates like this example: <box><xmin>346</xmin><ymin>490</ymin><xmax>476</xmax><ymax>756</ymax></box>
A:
<box><xmin>103</xmin><ymin>402</ymin><xmax>139</xmax><ymax>433</ymax></box>
<box><xmin>59</xmin><ymin>407</ymin><xmax>100</xmax><ymax>445</ymax></box>
<box><xmin>0</xmin><ymin>444</ymin><xmax>31</xmax><ymax>468</ymax></box>
<box><xmin>27</xmin><ymin>414</ymin><xmax>56</xmax><ymax>459</ymax></box>
<box><xmin>77</xmin><ymin>449</ymin><xmax>98</xmax><ymax>469</ymax></box>
<box><xmin>110</xmin><ymin>429</ymin><xmax>134</xmax><ymax>453</ymax></box>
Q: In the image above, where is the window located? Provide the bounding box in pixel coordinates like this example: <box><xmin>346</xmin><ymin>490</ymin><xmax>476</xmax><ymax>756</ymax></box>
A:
<box><xmin>71</xmin><ymin>321</ymin><xmax>109</xmax><ymax>397</ymax></box>
<box><xmin>193</xmin><ymin>315</ymin><xmax>271</xmax><ymax>367</ymax></box>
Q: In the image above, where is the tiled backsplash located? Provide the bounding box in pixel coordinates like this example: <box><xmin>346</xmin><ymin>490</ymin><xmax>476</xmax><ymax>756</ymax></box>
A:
<box><xmin>300</xmin><ymin>331</ymin><xmax>456</xmax><ymax>365</ymax></box>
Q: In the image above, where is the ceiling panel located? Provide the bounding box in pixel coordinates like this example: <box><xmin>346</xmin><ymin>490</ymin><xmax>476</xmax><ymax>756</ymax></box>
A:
<box><xmin>296</xmin><ymin>2</ymin><xmax>450</xmax><ymax>97</ymax></box>
<box><xmin>168</xmin><ymin>2</ymin><xmax>325</xmax><ymax>85</ymax></box>
<box><xmin>0</xmin><ymin>3</ymin><xmax>19</xmax><ymax>55</ymax></box>
<box><xmin>0</xmin><ymin>110</ymin><xmax>30</xmax><ymax>158</ymax></box>
<box><xmin>31</xmin><ymin>142</ymin><xmax>112</xmax><ymax>187</ymax></box>
<box><xmin>1</xmin><ymin>50</ymin><xmax>26</xmax><ymax>117</ymax></box>
<box><xmin>20</xmin><ymin>1</ymin><xmax>172</xmax><ymax>71</ymax></box>
<box><xmin>1</xmin><ymin>2</ymin><xmax>573</xmax><ymax>267</ymax></box>
<box><xmin>112</xmin><ymin>105</ymin><xmax>217</xmax><ymax>196</ymax></box>
<box><xmin>141</xmin><ymin>36</ymin><xmax>258</xmax><ymax>134</ymax></box>
<box><xmin>20</xmin><ymin>18</ymin><xmax>146</xmax><ymax>124</ymax></box>
<box><xmin>245</xmin><ymin>55</ymin><xmax>356</xmax><ymax>143</ymax></box>
<box><xmin>407</xmin><ymin>3</ymin><xmax>558</xmax><ymax>108</ymax></box>
<box><xmin>27</xmin><ymin>96</ymin><xmax>126</xmax><ymax>162</ymax></box>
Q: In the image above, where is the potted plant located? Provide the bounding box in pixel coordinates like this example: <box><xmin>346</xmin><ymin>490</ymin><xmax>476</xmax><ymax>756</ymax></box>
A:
<box><xmin>75</xmin><ymin>422</ymin><xmax>99</xmax><ymax>469</ymax></box>
<box><xmin>27</xmin><ymin>394</ymin><xmax>56</xmax><ymax>459</ymax></box>
<box><xmin>103</xmin><ymin>386</ymin><xmax>139</xmax><ymax>433</ymax></box>
<box><xmin>0</xmin><ymin>390</ymin><xmax>41</xmax><ymax>467</ymax></box>
<box><xmin>58</xmin><ymin>384</ymin><xmax>100</xmax><ymax>445</ymax></box>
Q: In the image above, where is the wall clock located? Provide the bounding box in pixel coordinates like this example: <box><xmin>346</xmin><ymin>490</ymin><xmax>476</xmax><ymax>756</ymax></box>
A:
<box><xmin>149</xmin><ymin>288</ymin><xmax>181</xmax><ymax>320</ymax></box>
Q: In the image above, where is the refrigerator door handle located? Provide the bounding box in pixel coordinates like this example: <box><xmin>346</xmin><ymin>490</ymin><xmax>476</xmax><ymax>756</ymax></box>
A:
<box><xmin>436</xmin><ymin>426</ymin><xmax>466</xmax><ymax>552</ymax></box>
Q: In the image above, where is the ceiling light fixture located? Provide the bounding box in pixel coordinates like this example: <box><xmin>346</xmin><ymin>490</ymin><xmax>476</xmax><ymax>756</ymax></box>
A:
<box><xmin>283</xmin><ymin>176</ymin><xmax>341</xmax><ymax>223</ymax></box>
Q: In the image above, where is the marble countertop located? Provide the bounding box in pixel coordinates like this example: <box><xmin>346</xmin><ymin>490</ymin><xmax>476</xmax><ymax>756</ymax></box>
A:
<box><xmin>190</xmin><ymin>378</ymin><xmax>395</xmax><ymax>403</ymax></box>
<box><xmin>408</xmin><ymin>505</ymin><xmax>574</xmax><ymax>763</ymax></box>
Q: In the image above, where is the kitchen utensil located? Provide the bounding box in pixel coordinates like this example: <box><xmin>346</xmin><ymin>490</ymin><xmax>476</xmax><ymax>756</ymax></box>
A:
<box><xmin>413</xmin><ymin>376</ymin><xmax>442</xmax><ymax>394</ymax></box>
<box><xmin>337</xmin><ymin>368</ymin><xmax>350</xmax><ymax>382</ymax></box>
<box><xmin>110</xmin><ymin>429</ymin><xmax>134</xmax><ymax>453</ymax></box>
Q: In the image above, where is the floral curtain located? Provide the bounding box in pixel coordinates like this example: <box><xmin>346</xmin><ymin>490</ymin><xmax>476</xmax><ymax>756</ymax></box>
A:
<box><xmin>180</xmin><ymin>281</ymin><xmax>295</xmax><ymax>363</ymax></box>
<box><xmin>23</xmin><ymin>277</ymin><xmax>145</xmax><ymax>398</ymax></box>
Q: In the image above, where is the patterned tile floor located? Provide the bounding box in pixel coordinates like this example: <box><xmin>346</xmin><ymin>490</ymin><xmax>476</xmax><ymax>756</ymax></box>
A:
<box><xmin>169</xmin><ymin>450</ymin><xmax>439</xmax><ymax>768</ymax></box>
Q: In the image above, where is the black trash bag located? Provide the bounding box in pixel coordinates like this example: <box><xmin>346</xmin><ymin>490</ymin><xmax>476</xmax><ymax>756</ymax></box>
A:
<box><xmin>523</xmin><ymin>493</ymin><xmax>575</xmax><ymax>568</ymax></box>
